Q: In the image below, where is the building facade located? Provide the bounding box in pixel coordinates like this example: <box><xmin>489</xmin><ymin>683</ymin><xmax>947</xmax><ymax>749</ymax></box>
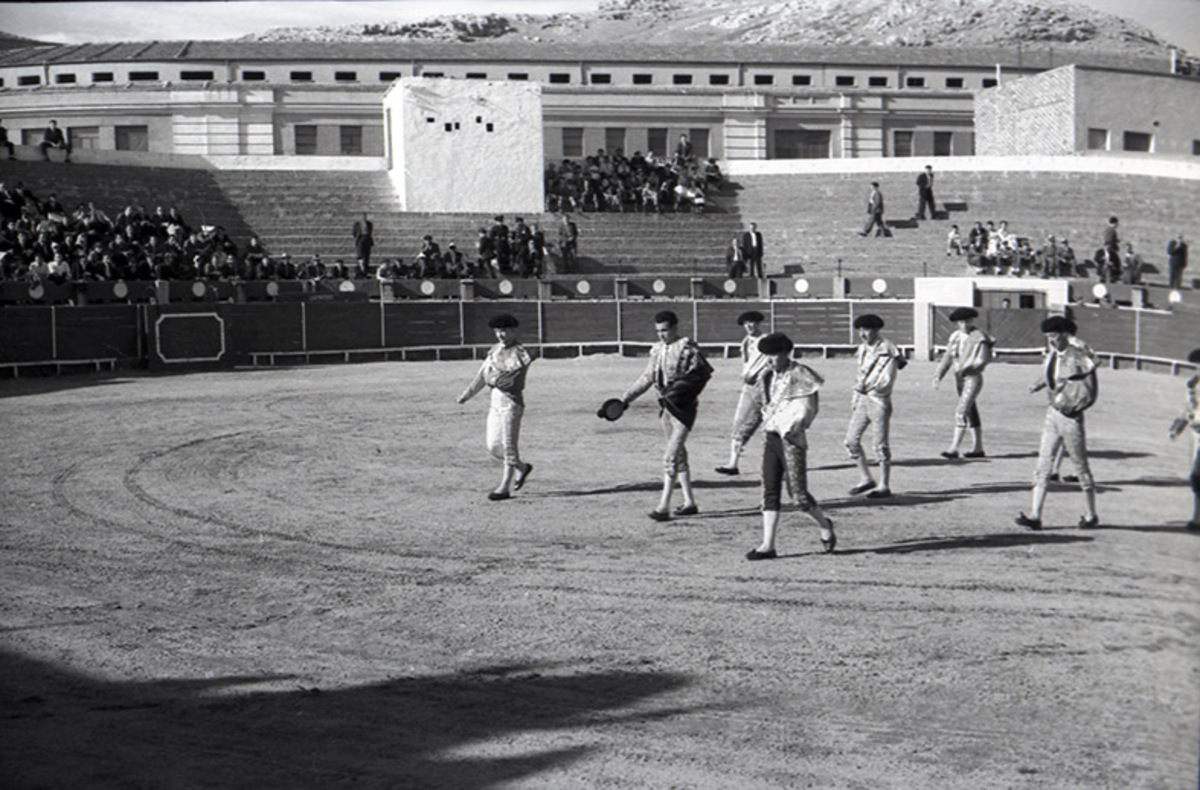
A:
<box><xmin>0</xmin><ymin>40</ymin><xmax>1187</xmax><ymax>163</ymax></box>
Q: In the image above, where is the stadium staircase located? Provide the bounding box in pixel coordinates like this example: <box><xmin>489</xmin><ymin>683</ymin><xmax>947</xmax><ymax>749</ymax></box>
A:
<box><xmin>730</xmin><ymin>169</ymin><xmax>1196</xmax><ymax>282</ymax></box>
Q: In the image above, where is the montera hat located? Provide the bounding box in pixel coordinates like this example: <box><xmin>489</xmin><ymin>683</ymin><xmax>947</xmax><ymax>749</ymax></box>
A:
<box><xmin>488</xmin><ymin>313</ymin><xmax>519</xmax><ymax>329</ymax></box>
<box><xmin>596</xmin><ymin>398</ymin><xmax>627</xmax><ymax>421</ymax></box>
<box><xmin>1187</xmin><ymin>348</ymin><xmax>1200</xmax><ymax>364</ymax></box>
<box><xmin>853</xmin><ymin>314</ymin><xmax>884</xmax><ymax>330</ymax></box>
<box><xmin>1040</xmin><ymin>316</ymin><xmax>1077</xmax><ymax>334</ymax></box>
<box><xmin>758</xmin><ymin>333</ymin><xmax>794</xmax><ymax>355</ymax></box>
<box><xmin>737</xmin><ymin>310</ymin><xmax>765</xmax><ymax>324</ymax></box>
<box><xmin>948</xmin><ymin>307</ymin><xmax>978</xmax><ymax>322</ymax></box>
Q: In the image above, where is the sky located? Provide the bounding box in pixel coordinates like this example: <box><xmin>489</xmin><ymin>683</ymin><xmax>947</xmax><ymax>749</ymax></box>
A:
<box><xmin>0</xmin><ymin>0</ymin><xmax>1198</xmax><ymax>53</ymax></box>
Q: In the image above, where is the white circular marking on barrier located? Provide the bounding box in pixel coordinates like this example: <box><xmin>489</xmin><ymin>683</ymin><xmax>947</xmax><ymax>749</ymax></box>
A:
<box><xmin>723</xmin><ymin>279</ymin><xmax>738</xmax><ymax>294</ymax></box>
<box><xmin>652</xmin><ymin>279</ymin><xmax>667</xmax><ymax>293</ymax></box>
<box><xmin>1169</xmin><ymin>290</ymin><xmax>1183</xmax><ymax>304</ymax></box>
<box><xmin>420</xmin><ymin>280</ymin><xmax>436</xmax><ymax>295</ymax></box>
<box><xmin>793</xmin><ymin>279</ymin><xmax>810</xmax><ymax>295</ymax></box>
<box><xmin>576</xmin><ymin>280</ymin><xmax>591</xmax><ymax>295</ymax></box>
<box><xmin>338</xmin><ymin>280</ymin><xmax>356</xmax><ymax>292</ymax></box>
<box><xmin>191</xmin><ymin>281</ymin><xmax>207</xmax><ymax>298</ymax></box>
<box><xmin>872</xmin><ymin>278</ymin><xmax>888</xmax><ymax>294</ymax></box>
<box><xmin>113</xmin><ymin>281</ymin><xmax>128</xmax><ymax>299</ymax></box>
<box><xmin>28</xmin><ymin>284</ymin><xmax>44</xmax><ymax>300</ymax></box>
<box><xmin>498</xmin><ymin>279</ymin><xmax>514</xmax><ymax>295</ymax></box>
<box><xmin>265</xmin><ymin>281</ymin><xmax>279</xmax><ymax>297</ymax></box>
<box><xmin>1092</xmin><ymin>283</ymin><xmax>1108</xmax><ymax>300</ymax></box>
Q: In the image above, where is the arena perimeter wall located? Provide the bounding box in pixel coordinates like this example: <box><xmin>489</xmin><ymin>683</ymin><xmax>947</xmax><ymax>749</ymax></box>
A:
<box><xmin>1</xmin><ymin>288</ymin><xmax>1197</xmax><ymax>377</ymax></box>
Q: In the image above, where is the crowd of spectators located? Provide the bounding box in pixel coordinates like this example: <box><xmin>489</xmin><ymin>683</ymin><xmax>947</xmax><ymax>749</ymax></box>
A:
<box><xmin>0</xmin><ymin>180</ymin><xmax>576</xmax><ymax>285</ymax></box>
<box><xmin>543</xmin><ymin>136</ymin><xmax>724</xmax><ymax>215</ymax></box>
<box><xmin>945</xmin><ymin>218</ymin><xmax>1150</xmax><ymax>284</ymax></box>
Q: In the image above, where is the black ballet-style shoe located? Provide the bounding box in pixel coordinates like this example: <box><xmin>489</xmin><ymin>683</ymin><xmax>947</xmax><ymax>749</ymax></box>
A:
<box><xmin>848</xmin><ymin>481</ymin><xmax>875</xmax><ymax>496</ymax></box>
<box><xmin>714</xmin><ymin>466</ymin><xmax>740</xmax><ymax>476</ymax></box>
<box><xmin>820</xmin><ymin>521</ymin><xmax>837</xmax><ymax>554</ymax></box>
<box><xmin>513</xmin><ymin>463</ymin><xmax>533</xmax><ymax>491</ymax></box>
<box><xmin>1015</xmin><ymin>513</ymin><xmax>1042</xmax><ymax>531</ymax></box>
<box><xmin>673</xmin><ymin>504</ymin><xmax>699</xmax><ymax>516</ymax></box>
<box><xmin>745</xmin><ymin>548</ymin><xmax>777</xmax><ymax>561</ymax></box>
<box><xmin>940</xmin><ymin>450</ymin><xmax>959</xmax><ymax>460</ymax></box>
<box><xmin>1078</xmin><ymin>515</ymin><xmax>1100</xmax><ymax>529</ymax></box>
<box><xmin>963</xmin><ymin>450</ymin><xmax>986</xmax><ymax>459</ymax></box>
<box><xmin>648</xmin><ymin>510</ymin><xmax>671</xmax><ymax>522</ymax></box>
<box><xmin>487</xmin><ymin>491</ymin><xmax>511</xmax><ymax>501</ymax></box>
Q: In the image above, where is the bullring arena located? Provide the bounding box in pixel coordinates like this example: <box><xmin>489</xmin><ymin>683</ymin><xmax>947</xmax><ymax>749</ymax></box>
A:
<box><xmin>1</xmin><ymin>23</ymin><xmax>1200</xmax><ymax>790</ymax></box>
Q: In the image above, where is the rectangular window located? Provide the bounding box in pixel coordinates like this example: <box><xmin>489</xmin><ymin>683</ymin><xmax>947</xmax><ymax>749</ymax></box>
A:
<box><xmin>466</xmin><ymin>72</ymin><xmax>488</xmax><ymax>80</ymax></box>
<box><xmin>295</xmin><ymin>125</ymin><xmax>318</xmax><ymax>156</ymax></box>
<box><xmin>181</xmin><ymin>70</ymin><xmax>215</xmax><ymax>81</ymax></box>
<box><xmin>115</xmin><ymin>125</ymin><xmax>149</xmax><ymax>152</ymax></box>
<box><xmin>689</xmin><ymin>128</ymin><xmax>710</xmax><ymax>159</ymax></box>
<box><xmin>379</xmin><ymin>71</ymin><xmax>402</xmax><ymax>82</ymax></box>
<box><xmin>775</xmin><ymin>129</ymin><xmax>831</xmax><ymax>159</ymax></box>
<box><xmin>562</xmin><ymin>127</ymin><xmax>584</xmax><ymax>158</ymax></box>
<box><xmin>647</xmin><ymin>128</ymin><xmax>668</xmax><ymax>158</ymax></box>
<box><xmin>905</xmin><ymin>76</ymin><xmax>926</xmax><ymax>88</ymax></box>
<box><xmin>18</xmin><ymin>75</ymin><xmax>41</xmax><ymax>86</ymax></box>
<box><xmin>507</xmin><ymin>73</ymin><xmax>529</xmax><ymax>81</ymax></box>
<box><xmin>93</xmin><ymin>71</ymin><xmax>114</xmax><ymax>83</ymax></box>
<box><xmin>423</xmin><ymin>72</ymin><xmax>445</xmax><ymax>78</ymax></box>
<box><xmin>869</xmin><ymin>76</ymin><xmax>888</xmax><ymax>87</ymax></box>
<box><xmin>982</xmin><ymin>77</ymin><xmax>998</xmax><ymax>88</ymax></box>
<box><xmin>335</xmin><ymin>71</ymin><xmax>357</xmax><ymax>82</ymax></box>
<box><xmin>129</xmin><ymin>71</ymin><xmax>159</xmax><ymax>81</ymax></box>
<box><xmin>894</xmin><ymin>130</ymin><xmax>913</xmax><ymax>157</ymax></box>
<box><xmin>754</xmin><ymin>74</ymin><xmax>775</xmax><ymax>86</ymax></box>
<box><xmin>1123</xmin><ymin>131</ymin><xmax>1152</xmax><ymax>152</ymax></box>
<box><xmin>1193</xmin><ymin>140</ymin><xmax>1200</xmax><ymax>156</ymax></box>
<box><xmin>835</xmin><ymin>75</ymin><xmax>855</xmax><ymax>87</ymax></box>
<box><xmin>1087</xmin><ymin>128</ymin><xmax>1109</xmax><ymax>150</ymax></box>
<box><xmin>69</xmin><ymin>126</ymin><xmax>100</xmax><ymax>150</ymax></box>
<box><xmin>792</xmin><ymin>75</ymin><xmax>812</xmax><ymax>86</ymax></box>
<box><xmin>290</xmin><ymin>71</ymin><xmax>313</xmax><ymax>82</ymax></box>
<box><xmin>55</xmin><ymin>73</ymin><xmax>77</xmax><ymax>84</ymax></box>
<box><xmin>340</xmin><ymin>125</ymin><xmax>362</xmax><ymax>155</ymax></box>
<box><xmin>673</xmin><ymin>74</ymin><xmax>693</xmax><ymax>85</ymax></box>
<box><xmin>590</xmin><ymin>73</ymin><xmax>611</xmax><ymax>84</ymax></box>
<box><xmin>633</xmin><ymin>73</ymin><xmax>653</xmax><ymax>85</ymax></box>
<box><xmin>549</xmin><ymin>73</ymin><xmax>571</xmax><ymax>84</ymax></box>
<box><xmin>709</xmin><ymin>74</ymin><xmax>730</xmax><ymax>85</ymax></box>
<box><xmin>945</xmin><ymin>77</ymin><xmax>965</xmax><ymax>89</ymax></box>
<box><xmin>242</xmin><ymin>70</ymin><xmax>266</xmax><ymax>81</ymax></box>
<box><xmin>605</xmin><ymin>127</ymin><xmax>626</xmax><ymax>155</ymax></box>
<box><xmin>933</xmin><ymin>131</ymin><xmax>953</xmax><ymax>156</ymax></box>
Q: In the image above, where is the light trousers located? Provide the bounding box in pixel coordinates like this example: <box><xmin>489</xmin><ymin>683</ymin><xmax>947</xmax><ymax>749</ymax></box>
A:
<box><xmin>486</xmin><ymin>389</ymin><xmax>524</xmax><ymax>468</ymax></box>
<box><xmin>845</xmin><ymin>393</ymin><xmax>892</xmax><ymax>460</ymax></box>
<box><xmin>1034</xmin><ymin>408</ymin><xmax>1094</xmax><ymax>490</ymax></box>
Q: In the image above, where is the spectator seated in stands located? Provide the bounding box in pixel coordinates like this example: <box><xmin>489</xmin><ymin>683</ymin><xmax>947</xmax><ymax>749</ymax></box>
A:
<box><xmin>544</xmin><ymin>147</ymin><xmax>715</xmax><ymax>215</ymax></box>
<box><xmin>946</xmin><ymin>224</ymin><xmax>963</xmax><ymax>257</ymax></box>
<box><xmin>39</xmin><ymin>120</ymin><xmax>71</xmax><ymax>163</ymax></box>
<box><xmin>703</xmin><ymin>157</ymin><xmax>724</xmax><ymax>189</ymax></box>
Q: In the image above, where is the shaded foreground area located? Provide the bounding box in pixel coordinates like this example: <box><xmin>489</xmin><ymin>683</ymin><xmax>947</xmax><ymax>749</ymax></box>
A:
<box><xmin>1</xmin><ymin>357</ymin><xmax>1197</xmax><ymax>788</ymax></box>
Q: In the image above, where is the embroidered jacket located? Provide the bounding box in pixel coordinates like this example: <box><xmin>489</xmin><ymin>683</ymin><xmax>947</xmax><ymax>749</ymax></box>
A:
<box><xmin>461</xmin><ymin>342</ymin><xmax>534</xmax><ymax>407</ymax></box>
<box><xmin>854</xmin><ymin>337</ymin><xmax>901</xmax><ymax>399</ymax></box>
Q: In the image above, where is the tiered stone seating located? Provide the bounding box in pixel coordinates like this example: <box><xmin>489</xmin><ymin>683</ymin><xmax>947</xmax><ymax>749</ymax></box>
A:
<box><xmin>731</xmin><ymin>169</ymin><xmax>1197</xmax><ymax>282</ymax></box>
<box><xmin>0</xmin><ymin>160</ymin><xmax>252</xmax><ymax>239</ymax></box>
<box><xmin>213</xmin><ymin>169</ymin><xmax>746</xmax><ymax>274</ymax></box>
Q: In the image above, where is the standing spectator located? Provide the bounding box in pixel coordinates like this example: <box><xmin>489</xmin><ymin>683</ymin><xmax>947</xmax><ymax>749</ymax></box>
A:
<box><xmin>1060</xmin><ymin>239</ymin><xmax>1078</xmax><ymax>277</ymax></box>
<box><xmin>1016</xmin><ymin>316</ymin><xmax>1100</xmax><ymax>530</ymax></box>
<box><xmin>613</xmin><ymin>310</ymin><xmax>712</xmax><ymax>522</ymax></box>
<box><xmin>1122</xmin><ymin>242</ymin><xmax>1145</xmax><ymax>285</ymax></box>
<box><xmin>743</xmin><ymin>221</ymin><xmax>765</xmax><ymax>279</ymax></box>
<box><xmin>557</xmin><ymin>214</ymin><xmax>578</xmax><ymax>274</ymax></box>
<box><xmin>489</xmin><ymin>215</ymin><xmax>511</xmax><ymax>273</ymax></box>
<box><xmin>39</xmin><ymin>120</ymin><xmax>71</xmax><ymax>163</ymax></box>
<box><xmin>858</xmin><ymin>182</ymin><xmax>889</xmax><ymax>238</ymax></box>
<box><xmin>932</xmin><ymin>307</ymin><xmax>994</xmax><ymax>459</ymax></box>
<box><xmin>673</xmin><ymin>133</ymin><xmax>693</xmax><ymax>167</ymax></box>
<box><xmin>1167</xmin><ymin>348</ymin><xmax>1200</xmax><ymax>530</ymax></box>
<box><xmin>352</xmin><ymin>212</ymin><xmax>374</xmax><ymax>269</ymax></box>
<box><xmin>724</xmin><ymin>232</ymin><xmax>745</xmax><ymax>279</ymax></box>
<box><xmin>530</xmin><ymin>224</ymin><xmax>546</xmax><ymax>278</ymax></box>
<box><xmin>1038</xmin><ymin>235</ymin><xmax>1060</xmax><ymax>278</ymax></box>
<box><xmin>476</xmin><ymin>227</ymin><xmax>496</xmax><ymax>277</ymax></box>
<box><xmin>0</xmin><ymin>118</ymin><xmax>14</xmax><ymax>160</ymax></box>
<box><xmin>744</xmin><ymin>333</ymin><xmax>838</xmax><ymax>560</ymax></box>
<box><xmin>716</xmin><ymin>311</ymin><xmax>768</xmax><ymax>476</ymax></box>
<box><xmin>915</xmin><ymin>164</ymin><xmax>936</xmax><ymax>220</ymax></box>
<box><xmin>1102</xmin><ymin>216</ymin><xmax>1120</xmax><ymax>268</ymax></box>
<box><xmin>1167</xmin><ymin>233</ymin><xmax>1189</xmax><ymax>289</ymax></box>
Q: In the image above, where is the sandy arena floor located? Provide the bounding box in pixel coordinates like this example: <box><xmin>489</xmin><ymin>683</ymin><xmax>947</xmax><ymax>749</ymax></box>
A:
<box><xmin>1</xmin><ymin>354</ymin><xmax>1197</xmax><ymax>789</ymax></box>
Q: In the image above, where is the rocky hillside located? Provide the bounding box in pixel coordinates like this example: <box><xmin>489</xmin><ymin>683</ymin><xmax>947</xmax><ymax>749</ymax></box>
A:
<box><xmin>245</xmin><ymin>0</ymin><xmax>1176</xmax><ymax>55</ymax></box>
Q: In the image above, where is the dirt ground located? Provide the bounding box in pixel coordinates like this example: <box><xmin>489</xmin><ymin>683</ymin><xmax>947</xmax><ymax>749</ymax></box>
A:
<box><xmin>1</xmin><ymin>352</ymin><xmax>1197</xmax><ymax>789</ymax></box>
